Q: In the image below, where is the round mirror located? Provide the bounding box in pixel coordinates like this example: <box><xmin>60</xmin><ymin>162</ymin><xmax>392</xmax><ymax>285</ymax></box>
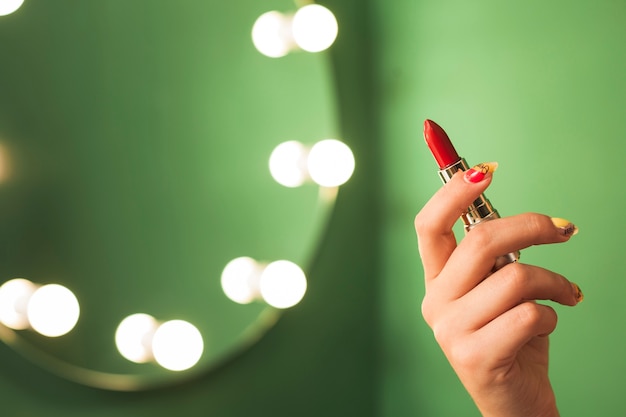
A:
<box><xmin>0</xmin><ymin>1</ymin><xmax>340</xmax><ymax>390</ymax></box>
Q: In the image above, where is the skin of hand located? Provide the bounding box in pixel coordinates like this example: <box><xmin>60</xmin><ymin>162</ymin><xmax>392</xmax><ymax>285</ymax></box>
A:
<box><xmin>414</xmin><ymin>169</ymin><xmax>582</xmax><ymax>417</ymax></box>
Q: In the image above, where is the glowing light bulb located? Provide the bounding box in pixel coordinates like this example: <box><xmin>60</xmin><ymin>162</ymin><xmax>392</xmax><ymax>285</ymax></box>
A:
<box><xmin>221</xmin><ymin>257</ymin><xmax>263</xmax><ymax>304</ymax></box>
<box><xmin>0</xmin><ymin>0</ymin><xmax>24</xmax><ymax>16</ymax></box>
<box><xmin>252</xmin><ymin>11</ymin><xmax>293</xmax><ymax>58</ymax></box>
<box><xmin>27</xmin><ymin>284</ymin><xmax>80</xmax><ymax>337</ymax></box>
<box><xmin>0</xmin><ymin>278</ymin><xmax>37</xmax><ymax>330</ymax></box>
<box><xmin>259</xmin><ymin>260</ymin><xmax>307</xmax><ymax>309</ymax></box>
<box><xmin>269</xmin><ymin>141</ymin><xmax>309</xmax><ymax>187</ymax></box>
<box><xmin>292</xmin><ymin>4</ymin><xmax>338</xmax><ymax>53</ymax></box>
<box><xmin>307</xmin><ymin>139</ymin><xmax>355</xmax><ymax>187</ymax></box>
<box><xmin>152</xmin><ymin>320</ymin><xmax>204</xmax><ymax>371</ymax></box>
<box><xmin>116</xmin><ymin>314</ymin><xmax>159</xmax><ymax>363</ymax></box>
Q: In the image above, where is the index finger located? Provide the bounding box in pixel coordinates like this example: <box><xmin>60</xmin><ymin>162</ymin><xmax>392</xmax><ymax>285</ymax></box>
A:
<box><xmin>414</xmin><ymin>169</ymin><xmax>493</xmax><ymax>282</ymax></box>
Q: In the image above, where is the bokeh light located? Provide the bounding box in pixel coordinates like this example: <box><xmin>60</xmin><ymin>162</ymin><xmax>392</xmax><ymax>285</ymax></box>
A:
<box><xmin>252</xmin><ymin>11</ymin><xmax>292</xmax><ymax>58</ymax></box>
<box><xmin>152</xmin><ymin>320</ymin><xmax>204</xmax><ymax>371</ymax></box>
<box><xmin>292</xmin><ymin>4</ymin><xmax>338</xmax><ymax>53</ymax></box>
<box><xmin>259</xmin><ymin>260</ymin><xmax>307</xmax><ymax>309</ymax></box>
<box><xmin>221</xmin><ymin>256</ymin><xmax>262</xmax><ymax>304</ymax></box>
<box><xmin>307</xmin><ymin>139</ymin><xmax>355</xmax><ymax>187</ymax></box>
<box><xmin>0</xmin><ymin>0</ymin><xmax>24</xmax><ymax>16</ymax></box>
<box><xmin>27</xmin><ymin>284</ymin><xmax>80</xmax><ymax>337</ymax></box>
<box><xmin>0</xmin><ymin>278</ymin><xmax>37</xmax><ymax>330</ymax></box>
<box><xmin>115</xmin><ymin>314</ymin><xmax>159</xmax><ymax>363</ymax></box>
<box><xmin>269</xmin><ymin>140</ymin><xmax>309</xmax><ymax>187</ymax></box>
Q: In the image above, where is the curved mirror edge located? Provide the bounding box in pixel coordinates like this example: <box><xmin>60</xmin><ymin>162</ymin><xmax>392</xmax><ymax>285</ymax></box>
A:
<box><xmin>0</xmin><ymin>307</ymin><xmax>281</xmax><ymax>391</ymax></box>
<box><xmin>0</xmin><ymin>0</ymin><xmax>344</xmax><ymax>391</ymax></box>
<box><xmin>0</xmin><ymin>186</ymin><xmax>340</xmax><ymax>391</ymax></box>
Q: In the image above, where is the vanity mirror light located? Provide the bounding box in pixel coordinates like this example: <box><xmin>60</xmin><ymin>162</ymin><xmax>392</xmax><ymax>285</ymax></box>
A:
<box><xmin>0</xmin><ymin>0</ymin><xmax>348</xmax><ymax>390</ymax></box>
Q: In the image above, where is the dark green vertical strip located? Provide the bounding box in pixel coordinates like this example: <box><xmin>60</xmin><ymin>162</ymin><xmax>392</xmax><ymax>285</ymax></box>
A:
<box><xmin>320</xmin><ymin>0</ymin><xmax>382</xmax><ymax>412</ymax></box>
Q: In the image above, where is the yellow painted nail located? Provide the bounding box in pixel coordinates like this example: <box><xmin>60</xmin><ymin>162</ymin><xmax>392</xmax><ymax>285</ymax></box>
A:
<box><xmin>572</xmin><ymin>282</ymin><xmax>584</xmax><ymax>303</ymax></box>
<box><xmin>551</xmin><ymin>217</ymin><xmax>579</xmax><ymax>237</ymax></box>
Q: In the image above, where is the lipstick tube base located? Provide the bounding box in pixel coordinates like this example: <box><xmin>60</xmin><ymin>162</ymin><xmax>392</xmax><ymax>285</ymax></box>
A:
<box><xmin>494</xmin><ymin>251</ymin><xmax>520</xmax><ymax>271</ymax></box>
<box><xmin>438</xmin><ymin>158</ymin><xmax>520</xmax><ymax>271</ymax></box>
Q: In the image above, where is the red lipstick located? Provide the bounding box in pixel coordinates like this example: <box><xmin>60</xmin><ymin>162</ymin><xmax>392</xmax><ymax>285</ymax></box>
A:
<box><xmin>423</xmin><ymin>119</ymin><xmax>460</xmax><ymax>169</ymax></box>
<box><xmin>422</xmin><ymin>119</ymin><xmax>519</xmax><ymax>270</ymax></box>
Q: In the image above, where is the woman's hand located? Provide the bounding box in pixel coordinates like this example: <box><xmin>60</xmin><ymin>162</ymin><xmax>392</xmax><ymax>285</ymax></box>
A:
<box><xmin>415</xmin><ymin>166</ymin><xmax>582</xmax><ymax>417</ymax></box>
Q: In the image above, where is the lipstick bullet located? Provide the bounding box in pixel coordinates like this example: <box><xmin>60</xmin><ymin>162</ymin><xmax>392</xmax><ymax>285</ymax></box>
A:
<box><xmin>422</xmin><ymin>119</ymin><xmax>519</xmax><ymax>270</ymax></box>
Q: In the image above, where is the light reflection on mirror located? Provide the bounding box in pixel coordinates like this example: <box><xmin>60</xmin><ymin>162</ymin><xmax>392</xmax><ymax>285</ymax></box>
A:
<box><xmin>151</xmin><ymin>320</ymin><xmax>204</xmax><ymax>372</ymax></box>
<box><xmin>0</xmin><ymin>0</ymin><xmax>344</xmax><ymax>390</ymax></box>
<box><xmin>307</xmin><ymin>139</ymin><xmax>355</xmax><ymax>187</ymax></box>
<box><xmin>222</xmin><ymin>257</ymin><xmax>308</xmax><ymax>309</ymax></box>
<box><xmin>0</xmin><ymin>279</ymin><xmax>80</xmax><ymax>337</ymax></box>
<box><xmin>269</xmin><ymin>141</ymin><xmax>310</xmax><ymax>188</ymax></box>
<box><xmin>26</xmin><ymin>284</ymin><xmax>80</xmax><ymax>338</ymax></box>
<box><xmin>291</xmin><ymin>4</ymin><xmax>339</xmax><ymax>53</ymax></box>
<box><xmin>0</xmin><ymin>0</ymin><xmax>24</xmax><ymax>17</ymax></box>
<box><xmin>259</xmin><ymin>260</ymin><xmax>307</xmax><ymax>309</ymax></box>
<box><xmin>0</xmin><ymin>278</ymin><xmax>38</xmax><ymax>330</ymax></box>
<box><xmin>269</xmin><ymin>139</ymin><xmax>355</xmax><ymax>188</ymax></box>
<box><xmin>252</xmin><ymin>4</ymin><xmax>338</xmax><ymax>58</ymax></box>
<box><xmin>115</xmin><ymin>313</ymin><xmax>158</xmax><ymax>364</ymax></box>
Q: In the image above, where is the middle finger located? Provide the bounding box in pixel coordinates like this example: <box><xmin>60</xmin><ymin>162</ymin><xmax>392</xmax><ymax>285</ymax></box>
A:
<box><xmin>457</xmin><ymin>262</ymin><xmax>582</xmax><ymax>331</ymax></box>
<box><xmin>434</xmin><ymin>213</ymin><xmax>577</xmax><ymax>300</ymax></box>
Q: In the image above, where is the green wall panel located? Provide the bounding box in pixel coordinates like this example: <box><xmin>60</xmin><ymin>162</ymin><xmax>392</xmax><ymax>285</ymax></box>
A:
<box><xmin>378</xmin><ymin>0</ymin><xmax>626</xmax><ymax>416</ymax></box>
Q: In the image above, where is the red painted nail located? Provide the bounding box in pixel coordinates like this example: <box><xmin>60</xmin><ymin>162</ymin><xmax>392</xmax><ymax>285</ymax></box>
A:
<box><xmin>464</xmin><ymin>162</ymin><xmax>498</xmax><ymax>183</ymax></box>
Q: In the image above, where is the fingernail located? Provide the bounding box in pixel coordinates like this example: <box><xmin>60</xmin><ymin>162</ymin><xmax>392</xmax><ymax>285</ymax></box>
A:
<box><xmin>551</xmin><ymin>217</ymin><xmax>579</xmax><ymax>237</ymax></box>
<box><xmin>572</xmin><ymin>282</ymin><xmax>584</xmax><ymax>303</ymax></box>
<box><xmin>464</xmin><ymin>162</ymin><xmax>498</xmax><ymax>183</ymax></box>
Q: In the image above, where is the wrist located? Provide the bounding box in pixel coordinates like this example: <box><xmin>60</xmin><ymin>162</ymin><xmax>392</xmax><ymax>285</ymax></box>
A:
<box><xmin>472</xmin><ymin>384</ymin><xmax>560</xmax><ymax>417</ymax></box>
<box><xmin>477</xmin><ymin>399</ymin><xmax>560</xmax><ymax>417</ymax></box>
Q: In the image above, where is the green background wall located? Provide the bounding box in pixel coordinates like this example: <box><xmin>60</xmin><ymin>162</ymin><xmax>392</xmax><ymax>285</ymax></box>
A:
<box><xmin>2</xmin><ymin>0</ymin><xmax>626</xmax><ymax>416</ymax></box>
<box><xmin>379</xmin><ymin>0</ymin><xmax>626</xmax><ymax>416</ymax></box>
